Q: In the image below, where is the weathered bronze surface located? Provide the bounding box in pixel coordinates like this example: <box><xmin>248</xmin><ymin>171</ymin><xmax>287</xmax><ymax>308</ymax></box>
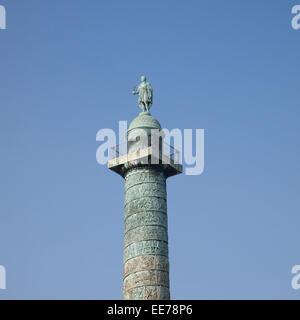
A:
<box><xmin>108</xmin><ymin>77</ymin><xmax>181</xmax><ymax>300</ymax></box>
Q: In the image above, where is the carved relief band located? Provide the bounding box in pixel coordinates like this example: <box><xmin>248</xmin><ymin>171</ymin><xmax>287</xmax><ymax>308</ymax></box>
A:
<box><xmin>123</xmin><ymin>166</ymin><xmax>170</xmax><ymax>300</ymax></box>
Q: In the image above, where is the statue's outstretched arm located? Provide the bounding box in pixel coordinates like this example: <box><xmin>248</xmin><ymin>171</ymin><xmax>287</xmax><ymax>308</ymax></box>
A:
<box><xmin>132</xmin><ymin>86</ymin><xmax>138</xmax><ymax>95</ymax></box>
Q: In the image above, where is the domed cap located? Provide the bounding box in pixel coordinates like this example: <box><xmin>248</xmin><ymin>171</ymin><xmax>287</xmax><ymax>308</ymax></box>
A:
<box><xmin>128</xmin><ymin>112</ymin><xmax>161</xmax><ymax>133</ymax></box>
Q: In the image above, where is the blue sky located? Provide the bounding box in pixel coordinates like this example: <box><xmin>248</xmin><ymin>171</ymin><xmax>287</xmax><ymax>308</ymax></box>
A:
<box><xmin>0</xmin><ymin>0</ymin><xmax>299</xmax><ymax>299</ymax></box>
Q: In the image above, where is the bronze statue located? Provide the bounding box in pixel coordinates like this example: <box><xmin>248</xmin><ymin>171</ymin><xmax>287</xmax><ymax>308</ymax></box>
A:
<box><xmin>132</xmin><ymin>76</ymin><xmax>153</xmax><ymax>112</ymax></box>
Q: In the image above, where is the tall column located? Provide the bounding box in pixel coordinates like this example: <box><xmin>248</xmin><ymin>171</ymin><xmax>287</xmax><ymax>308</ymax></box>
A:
<box><xmin>123</xmin><ymin>166</ymin><xmax>170</xmax><ymax>300</ymax></box>
<box><xmin>108</xmin><ymin>110</ymin><xmax>182</xmax><ymax>300</ymax></box>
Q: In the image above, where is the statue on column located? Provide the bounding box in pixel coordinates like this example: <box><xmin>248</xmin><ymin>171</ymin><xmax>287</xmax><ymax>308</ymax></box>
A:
<box><xmin>132</xmin><ymin>75</ymin><xmax>153</xmax><ymax>112</ymax></box>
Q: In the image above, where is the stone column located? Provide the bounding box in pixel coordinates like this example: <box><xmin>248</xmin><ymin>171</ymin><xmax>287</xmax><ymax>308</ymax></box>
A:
<box><xmin>108</xmin><ymin>111</ymin><xmax>182</xmax><ymax>300</ymax></box>
<box><xmin>123</xmin><ymin>166</ymin><xmax>170</xmax><ymax>300</ymax></box>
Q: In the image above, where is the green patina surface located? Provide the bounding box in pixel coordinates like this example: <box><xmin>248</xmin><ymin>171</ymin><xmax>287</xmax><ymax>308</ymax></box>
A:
<box><xmin>108</xmin><ymin>77</ymin><xmax>181</xmax><ymax>300</ymax></box>
<box><xmin>123</xmin><ymin>166</ymin><xmax>169</xmax><ymax>300</ymax></box>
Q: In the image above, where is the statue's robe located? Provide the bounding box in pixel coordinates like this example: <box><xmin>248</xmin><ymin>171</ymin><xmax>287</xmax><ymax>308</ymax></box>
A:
<box><xmin>138</xmin><ymin>82</ymin><xmax>153</xmax><ymax>108</ymax></box>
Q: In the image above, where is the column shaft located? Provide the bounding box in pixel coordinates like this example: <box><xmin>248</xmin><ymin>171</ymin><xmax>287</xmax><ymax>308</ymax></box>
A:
<box><xmin>123</xmin><ymin>166</ymin><xmax>170</xmax><ymax>300</ymax></box>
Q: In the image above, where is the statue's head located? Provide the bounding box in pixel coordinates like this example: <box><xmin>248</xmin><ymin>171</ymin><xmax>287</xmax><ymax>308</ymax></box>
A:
<box><xmin>141</xmin><ymin>75</ymin><xmax>146</xmax><ymax>82</ymax></box>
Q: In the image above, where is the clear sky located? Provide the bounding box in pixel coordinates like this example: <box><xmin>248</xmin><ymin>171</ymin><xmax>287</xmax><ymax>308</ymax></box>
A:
<box><xmin>0</xmin><ymin>0</ymin><xmax>299</xmax><ymax>299</ymax></box>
